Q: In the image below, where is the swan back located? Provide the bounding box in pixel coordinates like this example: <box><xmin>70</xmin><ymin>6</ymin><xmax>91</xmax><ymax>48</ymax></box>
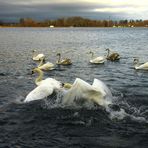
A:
<box><xmin>38</xmin><ymin>62</ymin><xmax>55</xmax><ymax>70</ymax></box>
<box><xmin>90</xmin><ymin>56</ymin><xmax>105</xmax><ymax>64</ymax></box>
<box><xmin>39</xmin><ymin>78</ymin><xmax>62</xmax><ymax>90</ymax></box>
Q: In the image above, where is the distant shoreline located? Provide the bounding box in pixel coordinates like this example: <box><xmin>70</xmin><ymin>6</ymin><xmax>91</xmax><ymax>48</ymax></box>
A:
<box><xmin>0</xmin><ymin>26</ymin><xmax>148</xmax><ymax>28</ymax></box>
<box><xmin>0</xmin><ymin>17</ymin><xmax>148</xmax><ymax>28</ymax></box>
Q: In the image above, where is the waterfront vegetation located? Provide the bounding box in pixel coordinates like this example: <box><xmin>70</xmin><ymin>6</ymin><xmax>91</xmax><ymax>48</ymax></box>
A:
<box><xmin>0</xmin><ymin>16</ymin><xmax>148</xmax><ymax>27</ymax></box>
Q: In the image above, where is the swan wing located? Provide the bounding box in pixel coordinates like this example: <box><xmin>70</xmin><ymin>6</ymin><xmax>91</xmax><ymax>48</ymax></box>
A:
<box><xmin>61</xmin><ymin>59</ymin><xmax>72</xmax><ymax>65</ymax></box>
<box><xmin>24</xmin><ymin>84</ymin><xmax>54</xmax><ymax>102</ymax></box>
<box><xmin>90</xmin><ymin>56</ymin><xmax>105</xmax><ymax>64</ymax></box>
<box><xmin>24</xmin><ymin>78</ymin><xmax>62</xmax><ymax>103</ymax></box>
<box><xmin>136</xmin><ymin>62</ymin><xmax>148</xmax><ymax>70</ymax></box>
<box><xmin>62</xmin><ymin>78</ymin><xmax>104</xmax><ymax>105</ymax></box>
<box><xmin>38</xmin><ymin>62</ymin><xmax>55</xmax><ymax>70</ymax></box>
<box><xmin>92</xmin><ymin>78</ymin><xmax>112</xmax><ymax>105</ymax></box>
<box><xmin>39</xmin><ymin>78</ymin><xmax>62</xmax><ymax>90</ymax></box>
<box><xmin>109</xmin><ymin>53</ymin><xmax>120</xmax><ymax>61</ymax></box>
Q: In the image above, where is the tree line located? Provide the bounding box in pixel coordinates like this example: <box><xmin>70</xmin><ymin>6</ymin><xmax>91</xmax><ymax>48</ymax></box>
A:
<box><xmin>1</xmin><ymin>17</ymin><xmax>148</xmax><ymax>27</ymax></box>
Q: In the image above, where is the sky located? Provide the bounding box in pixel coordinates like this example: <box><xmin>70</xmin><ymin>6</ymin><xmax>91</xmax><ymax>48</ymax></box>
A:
<box><xmin>0</xmin><ymin>0</ymin><xmax>148</xmax><ymax>22</ymax></box>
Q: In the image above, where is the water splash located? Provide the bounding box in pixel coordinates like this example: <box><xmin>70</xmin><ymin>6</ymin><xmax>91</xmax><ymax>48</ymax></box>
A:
<box><xmin>40</xmin><ymin>90</ymin><xmax>148</xmax><ymax>124</ymax></box>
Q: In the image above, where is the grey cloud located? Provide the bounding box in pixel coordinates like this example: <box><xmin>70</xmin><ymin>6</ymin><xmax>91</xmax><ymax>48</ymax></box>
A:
<box><xmin>0</xmin><ymin>1</ymin><xmax>133</xmax><ymax>22</ymax></box>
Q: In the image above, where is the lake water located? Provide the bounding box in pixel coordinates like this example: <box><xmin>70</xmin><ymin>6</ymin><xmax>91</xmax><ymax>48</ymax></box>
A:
<box><xmin>0</xmin><ymin>27</ymin><xmax>148</xmax><ymax>147</ymax></box>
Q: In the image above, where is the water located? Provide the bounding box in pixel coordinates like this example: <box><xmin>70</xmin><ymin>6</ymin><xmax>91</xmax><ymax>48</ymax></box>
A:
<box><xmin>0</xmin><ymin>27</ymin><xmax>148</xmax><ymax>147</ymax></box>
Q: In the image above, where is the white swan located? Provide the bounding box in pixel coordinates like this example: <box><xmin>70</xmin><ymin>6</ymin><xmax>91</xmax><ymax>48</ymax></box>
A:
<box><xmin>24</xmin><ymin>68</ymin><xmax>62</xmax><ymax>102</ymax></box>
<box><xmin>32</xmin><ymin>50</ymin><xmax>45</xmax><ymax>61</ymax></box>
<box><xmin>133</xmin><ymin>58</ymin><xmax>148</xmax><ymax>70</ymax></box>
<box><xmin>62</xmin><ymin>78</ymin><xmax>112</xmax><ymax>107</ymax></box>
<box><xmin>56</xmin><ymin>53</ymin><xmax>72</xmax><ymax>65</ymax></box>
<box><xmin>88</xmin><ymin>51</ymin><xmax>105</xmax><ymax>64</ymax></box>
<box><xmin>38</xmin><ymin>57</ymin><xmax>55</xmax><ymax>71</ymax></box>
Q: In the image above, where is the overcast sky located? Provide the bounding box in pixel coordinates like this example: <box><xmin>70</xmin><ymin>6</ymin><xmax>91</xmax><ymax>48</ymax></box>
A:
<box><xmin>0</xmin><ymin>0</ymin><xmax>148</xmax><ymax>22</ymax></box>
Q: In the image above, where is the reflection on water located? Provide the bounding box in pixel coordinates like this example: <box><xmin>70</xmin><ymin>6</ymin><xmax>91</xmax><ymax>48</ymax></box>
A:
<box><xmin>0</xmin><ymin>27</ymin><xmax>148</xmax><ymax>147</ymax></box>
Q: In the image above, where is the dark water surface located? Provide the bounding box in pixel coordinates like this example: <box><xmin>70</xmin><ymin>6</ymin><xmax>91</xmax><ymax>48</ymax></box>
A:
<box><xmin>0</xmin><ymin>27</ymin><xmax>148</xmax><ymax>147</ymax></box>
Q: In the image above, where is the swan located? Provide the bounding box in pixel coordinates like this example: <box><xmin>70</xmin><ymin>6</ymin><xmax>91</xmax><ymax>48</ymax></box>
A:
<box><xmin>38</xmin><ymin>57</ymin><xmax>55</xmax><ymax>71</ymax></box>
<box><xmin>32</xmin><ymin>50</ymin><xmax>45</xmax><ymax>61</ymax></box>
<box><xmin>88</xmin><ymin>51</ymin><xmax>105</xmax><ymax>64</ymax></box>
<box><xmin>133</xmin><ymin>58</ymin><xmax>148</xmax><ymax>70</ymax></box>
<box><xmin>106</xmin><ymin>48</ymin><xmax>120</xmax><ymax>61</ymax></box>
<box><xmin>24</xmin><ymin>68</ymin><xmax>62</xmax><ymax>102</ymax></box>
<box><xmin>56</xmin><ymin>53</ymin><xmax>72</xmax><ymax>65</ymax></box>
<box><xmin>62</xmin><ymin>78</ymin><xmax>112</xmax><ymax>107</ymax></box>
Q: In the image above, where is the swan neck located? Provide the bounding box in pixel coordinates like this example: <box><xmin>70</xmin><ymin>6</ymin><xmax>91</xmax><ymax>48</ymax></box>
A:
<box><xmin>35</xmin><ymin>69</ymin><xmax>43</xmax><ymax>85</ymax></box>
<box><xmin>38</xmin><ymin>58</ymin><xmax>44</xmax><ymax>67</ymax></box>
<box><xmin>91</xmin><ymin>52</ymin><xmax>94</xmax><ymax>59</ymax></box>
<box><xmin>134</xmin><ymin>59</ymin><xmax>139</xmax><ymax>68</ymax></box>
<box><xmin>57</xmin><ymin>54</ymin><xmax>61</xmax><ymax>63</ymax></box>
<box><xmin>32</xmin><ymin>51</ymin><xmax>37</xmax><ymax>58</ymax></box>
<box><xmin>107</xmin><ymin>49</ymin><xmax>110</xmax><ymax>57</ymax></box>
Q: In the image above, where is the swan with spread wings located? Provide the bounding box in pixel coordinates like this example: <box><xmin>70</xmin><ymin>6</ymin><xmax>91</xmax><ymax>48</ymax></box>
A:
<box><xmin>62</xmin><ymin>78</ymin><xmax>112</xmax><ymax>107</ymax></box>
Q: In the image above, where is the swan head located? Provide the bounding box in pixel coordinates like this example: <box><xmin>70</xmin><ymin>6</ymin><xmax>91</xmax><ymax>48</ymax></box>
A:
<box><xmin>31</xmin><ymin>68</ymin><xmax>37</xmax><ymax>74</ymax></box>
<box><xmin>32</xmin><ymin>49</ymin><xmax>37</xmax><ymax>53</ymax></box>
<box><xmin>62</xmin><ymin>83</ymin><xmax>72</xmax><ymax>89</ymax></box>
<box><xmin>133</xmin><ymin>58</ymin><xmax>139</xmax><ymax>64</ymax></box>
<box><xmin>105</xmin><ymin>48</ymin><xmax>110</xmax><ymax>51</ymax></box>
<box><xmin>31</xmin><ymin>68</ymin><xmax>42</xmax><ymax>74</ymax></box>
<box><xmin>89</xmin><ymin>51</ymin><xmax>93</xmax><ymax>54</ymax></box>
<box><xmin>56</xmin><ymin>53</ymin><xmax>61</xmax><ymax>56</ymax></box>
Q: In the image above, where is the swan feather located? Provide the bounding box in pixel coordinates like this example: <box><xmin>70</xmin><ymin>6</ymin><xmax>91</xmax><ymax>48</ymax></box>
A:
<box><xmin>38</xmin><ymin>62</ymin><xmax>55</xmax><ymax>70</ymax></box>
<box><xmin>90</xmin><ymin>56</ymin><xmax>105</xmax><ymax>64</ymax></box>
<box><xmin>33</xmin><ymin>53</ymin><xmax>45</xmax><ymax>61</ymax></box>
<box><xmin>24</xmin><ymin>78</ymin><xmax>62</xmax><ymax>102</ymax></box>
<box><xmin>62</xmin><ymin>78</ymin><xmax>112</xmax><ymax>106</ymax></box>
<box><xmin>135</xmin><ymin>62</ymin><xmax>148</xmax><ymax>70</ymax></box>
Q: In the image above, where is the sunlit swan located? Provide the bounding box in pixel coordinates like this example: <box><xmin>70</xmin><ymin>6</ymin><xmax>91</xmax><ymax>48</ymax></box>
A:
<box><xmin>106</xmin><ymin>48</ymin><xmax>120</xmax><ymax>61</ymax></box>
<box><xmin>62</xmin><ymin>78</ymin><xmax>112</xmax><ymax>107</ymax></box>
<box><xmin>88</xmin><ymin>51</ymin><xmax>105</xmax><ymax>64</ymax></box>
<box><xmin>133</xmin><ymin>58</ymin><xmax>148</xmax><ymax>70</ymax></box>
<box><xmin>24</xmin><ymin>68</ymin><xmax>62</xmax><ymax>102</ymax></box>
<box><xmin>38</xmin><ymin>57</ymin><xmax>55</xmax><ymax>71</ymax></box>
<box><xmin>32</xmin><ymin>50</ymin><xmax>45</xmax><ymax>61</ymax></box>
<box><xmin>56</xmin><ymin>53</ymin><xmax>72</xmax><ymax>65</ymax></box>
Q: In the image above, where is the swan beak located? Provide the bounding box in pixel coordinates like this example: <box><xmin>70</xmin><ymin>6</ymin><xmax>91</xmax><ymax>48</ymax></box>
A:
<box><xmin>61</xmin><ymin>83</ymin><xmax>65</xmax><ymax>87</ymax></box>
<box><xmin>31</xmin><ymin>70</ymin><xmax>35</xmax><ymax>75</ymax></box>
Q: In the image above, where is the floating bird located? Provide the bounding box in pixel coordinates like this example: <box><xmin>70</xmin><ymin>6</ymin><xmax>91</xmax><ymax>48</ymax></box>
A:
<box><xmin>24</xmin><ymin>68</ymin><xmax>62</xmax><ymax>102</ymax></box>
<box><xmin>106</xmin><ymin>48</ymin><xmax>120</xmax><ymax>61</ymax></box>
<box><xmin>62</xmin><ymin>78</ymin><xmax>112</xmax><ymax>107</ymax></box>
<box><xmin>88</xmin><ymin>51</ymin><xmax>105</xmax><ymax>64</ymax></box>
<box><xmin>32</xmin><ymin>50</ymin><xmax>45</xmax><ymax>61</ymax></box>
<box><xmin>38</xmin><ymin>57</ymin><xmax>55</xmax><ymax>71</ymax></box>
<box><xmin>56</xmin><ymin>53</ymin><xmax>72</xmax><ymax>65</ymax></box>
<box><xmin>133</xmin><ymin>58</ymin><xmax>148</xmax><ymax>70</ymax></box>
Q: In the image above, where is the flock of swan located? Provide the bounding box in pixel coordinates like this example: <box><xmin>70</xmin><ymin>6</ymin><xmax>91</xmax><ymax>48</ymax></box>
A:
<box><xmin>24</xmin><ymin>49</ymin><xmax>148</xmax><ymax>107</ymax></box>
